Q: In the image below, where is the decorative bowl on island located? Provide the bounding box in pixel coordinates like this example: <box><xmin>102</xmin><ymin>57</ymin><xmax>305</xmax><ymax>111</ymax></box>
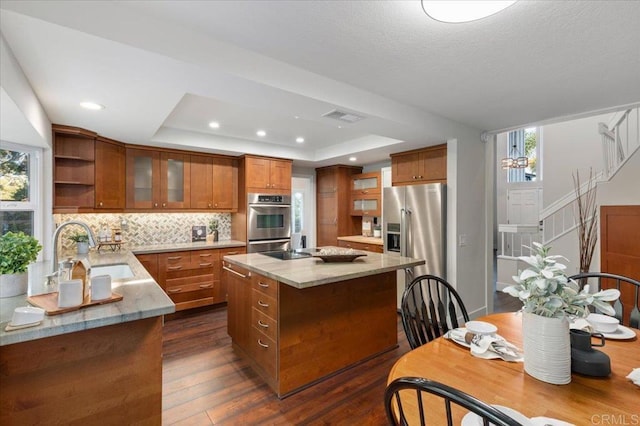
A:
<box><xmin>312</xmin><ymin>248</ymin><xmax>367</xmax><ymax>263</ymax></box>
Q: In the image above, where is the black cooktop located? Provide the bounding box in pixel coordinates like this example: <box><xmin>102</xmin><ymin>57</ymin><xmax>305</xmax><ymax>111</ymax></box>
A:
<box><xmin>260</xmin><ymin>249</ymin><xmax>314</xmax><ymax>260</ymax></box>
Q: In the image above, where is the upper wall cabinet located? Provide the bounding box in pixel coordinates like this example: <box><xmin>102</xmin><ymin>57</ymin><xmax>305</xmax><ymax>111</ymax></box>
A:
<box><xmin>350</xmin><ymin>171</ymin><xmax>381</xmax><ymax>216</ymax></box>
<box><xmin>53</xmin><ymin>125</ymin><xmax>96</xmax><ymax>213</ymax></box>
<box><xmin>125</xmin><ymin>148</ymin><xmax>191</xmax><ymax>210</ymax></box>
<box><xmin>95</xmin><ymin>137</ymin><xmax>125</xmax><ymax>210</ymax></box>
<box><xmin>245</xmin><ymin>156</ymin><xmax>292</xmax><ymax>193</ymax></box>
<box><xmin>190</xmin><ymin>155</ymin><xmax>238</xmax><ymax>211</ymax></box>
<box><xmin>390</xmin><ymin>144</ymin><xmax>447</xmax><ymax>186</ymax></box>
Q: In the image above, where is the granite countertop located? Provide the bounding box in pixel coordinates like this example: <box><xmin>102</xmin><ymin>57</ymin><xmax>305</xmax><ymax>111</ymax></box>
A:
<box><xmin>0</xmin><ymin>250</ymin><xmax>175</xmax><ymax>347</ymax></box>
<box><xmin>130</xmin><ymin>239</ymin><xmax>246</xmax><ymax>254</ymax></box>
<box><xmin>223</xmin><ymin>247</ymin><xmax>424</xmax><ymax>289</ymax></box>
<box><xmin>337</xmin><ymin>235</ymin><xmax>384</xmax><ymax>245</ymax></box>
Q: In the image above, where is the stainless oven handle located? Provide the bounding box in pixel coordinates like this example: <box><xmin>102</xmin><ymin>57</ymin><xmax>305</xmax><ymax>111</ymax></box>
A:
<box><xmin>248</xmin><ymin>204</ymin><xmax>291</xmax><ymax>208</ymax></box>
<box><xmin>248</xmin><ymin>239</ymin><xmax>291</xmax><ymax>245</ymax></box>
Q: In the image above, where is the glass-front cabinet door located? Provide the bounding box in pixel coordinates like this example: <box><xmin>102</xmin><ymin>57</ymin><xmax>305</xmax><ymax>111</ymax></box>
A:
<box><xmin>161</xmin><ymin>152</ymin><xmax>190</xmax><ymax>209</ymax></box>
<box><xmin>351</xmin><ymin>197</ymin><xmax>380</xmax><ymax>216</ymax></box>
<box><xmin>126</xmin><ymin>148</ymin><xmax>160</xmax><ymax>209</ymax></box>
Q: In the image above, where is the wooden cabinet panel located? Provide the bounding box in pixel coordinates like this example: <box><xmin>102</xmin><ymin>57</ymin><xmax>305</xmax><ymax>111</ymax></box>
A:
<box><xmin>225</xmin><ymin>261</ymin><xmax>252</xmax><ymax>348</ymax></box>
<box><xmin>252</xmin><ymin>290</ymin><xmax>277</xmax><ymax>319</ymax></box>
<box><xmin>135</xmin><ymin>253</ymin><xmax>159</xmax><ymax>285</ymax></box>
<box><xmin>190</xmin><ymin>154</ymin><xmax>214</xmax><ymax>209</ymax></box>
<box><xmin>337</xmin><ymin>239</ymin><xmax>383</xmax><ymax>253</ymax></box>
<box><xmin>212</xmin><ymin>157</ymin><xmax>238</xmax><ymax>211</ymax></box>
<box><xmin>252</xmin><ymin>307</ymin><xmax>277</xmax><ymax>341</ymax></box>
<box><xmin>250</xmin><ymin>327</ymin><xmax>277</xmax><ymax>379</ymax></box>
<box><xmin>391</xmin><ymin>144</ymin><xmax>447</xmax><ymax>185</ymax></box>
<box><xmin>53</xmin><ymin>125</ymin><xmax>96</xmax><ymax>211</ymax></box>
<box><xmin>218</xmin><ymin>247</ymin><xmax>246</xmax><ymax>302</ymax></box>
<box><xmin>316</xmin><ymin>165</ymin><xmax>362</xmax><ymax>246</ymax></box>
<box><xmin>252</xmin><ymin>274</ymin><xmax>278</xmax><ymax>299</ymax></box>
<box><xmin>245</xmin><ymin>156</ymin><xmax>292</xmax><ymax>193</ymax></box>
<box><xmin>95</xmin><ymin>138</ymin><xmax>125</xmax><ymax>209</ymax></box>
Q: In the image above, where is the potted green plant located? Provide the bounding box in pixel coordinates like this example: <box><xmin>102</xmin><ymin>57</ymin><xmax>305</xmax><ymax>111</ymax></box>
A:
<box><xmin>68</xmin><ymin>232</ymin><xmax>90</xmax><ymax>254</ymax></box>
<box><xmin>208</xmin><ymin>219</ymin><xmax>219</xmax><ymax>243</ymax></box>
<box><xmin>0</xmin><ymin>231</ymin><xmax>42</xmax><ymax>298</ymax></box>
<box><xmin>503</xmin><ymin>242</ymin><xmax>620</xmax><ymax>384</ymax></box>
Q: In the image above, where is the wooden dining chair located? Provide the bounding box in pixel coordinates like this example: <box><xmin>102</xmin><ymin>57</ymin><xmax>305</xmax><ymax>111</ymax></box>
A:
<box><xmin>400</xmin><ymin>275</ymin><xmax>469</xmax><ymax>349</ymax></box>
<box><xmin>568</xmin><ymin>272</ymin><xmax>640</xmax><ymax>329</ymax></box>
<box><xmin>385</xmin><ymin>377</ymin><xmax>524</xmax><ymax>426</ymax></box>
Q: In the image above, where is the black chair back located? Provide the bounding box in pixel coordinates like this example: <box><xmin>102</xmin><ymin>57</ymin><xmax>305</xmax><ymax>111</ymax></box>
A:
<box><xmin>568</xmin><ymin>272</ymin><xmax>640</xmax><ymax>329</ymax></box>
<box><xmin>400</xmin><ymin>275</ymin><xmax>469</xmax><ymax>349</ymax></box>
<box><xmin>385</xmin><ymin>377</ymin><xmax>524</xmax><ymax>426</ymax></box>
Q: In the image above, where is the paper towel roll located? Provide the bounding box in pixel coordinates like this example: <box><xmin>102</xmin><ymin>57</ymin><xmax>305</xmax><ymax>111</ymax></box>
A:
<box><xmin>58</xmin><ymin>279</ymin><xmax>84</xmax><ymax>307</ymax></box>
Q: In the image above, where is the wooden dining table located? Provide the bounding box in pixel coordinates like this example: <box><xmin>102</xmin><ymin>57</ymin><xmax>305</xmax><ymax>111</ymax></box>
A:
<box><xmin>388</xmin><ymin>312</ymin><xmax>639</xmax><ymax>425</ymax></box>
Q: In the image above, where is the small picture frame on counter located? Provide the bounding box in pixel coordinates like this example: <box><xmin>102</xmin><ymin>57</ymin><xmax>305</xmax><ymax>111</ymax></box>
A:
<box><xmin>191</xmin><ymin>225</ymin><xmax>206</xmax><ymax>242</ymax></box>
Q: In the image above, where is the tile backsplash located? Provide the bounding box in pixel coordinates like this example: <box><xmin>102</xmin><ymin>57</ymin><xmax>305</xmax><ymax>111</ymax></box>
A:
<box><xmin>54</xmin><ymin>213</ymin><xmax>232</xmax><ymax>251</ymax></box>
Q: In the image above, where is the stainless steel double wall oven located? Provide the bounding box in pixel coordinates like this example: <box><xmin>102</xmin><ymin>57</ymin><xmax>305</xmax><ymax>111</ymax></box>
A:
<box><xmin>247</xmin><ymin>193</ymin><xmax>291</xmax><ymax>253</ymax></box>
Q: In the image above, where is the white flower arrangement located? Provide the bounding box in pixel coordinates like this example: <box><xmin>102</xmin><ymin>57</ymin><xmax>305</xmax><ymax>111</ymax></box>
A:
<box><xmin>503</xmin><ymin>242</ymin><xmax>620</xmax><ymax>318</ymax></box>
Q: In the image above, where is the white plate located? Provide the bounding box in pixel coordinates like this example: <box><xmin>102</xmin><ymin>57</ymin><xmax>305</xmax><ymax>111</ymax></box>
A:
<box><xmin>601</xmin><ymin>324</ymin><xmax>636</xmax><ymax>340</ymax></box>
<box><xmin>461</xmin><ymin>405</ymin><xmax>532</xmax><ymax>426</ymax></box>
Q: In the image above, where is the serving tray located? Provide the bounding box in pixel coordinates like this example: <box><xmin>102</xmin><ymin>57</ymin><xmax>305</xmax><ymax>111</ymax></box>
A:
<box><xmin>312</xmin><ymin>252</ymin><xmax>367</xmax><ymax>263</ymax></box>
<box><xmin>27</xmin><ymin>292</ymin><xmax>123</xmax><ymax>316</ymax></box>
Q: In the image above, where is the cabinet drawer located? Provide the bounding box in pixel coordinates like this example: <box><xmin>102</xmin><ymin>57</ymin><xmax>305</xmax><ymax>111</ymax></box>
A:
<box><xmin>190</xmin><ymin>250</ymin><xmax>219</xmax><ymax>269</ymax></box>
<box><xmin>337</xmin><ymin>240</ymin><xmax>383</xmax><ymax>253</ymax></box>
<box><xmin>252</xmin><ymin>290</ymin><xmax>278</xmax><ymax>319</ymax></box>
<box><xmin>165</xmin><ymin>273</ymin><xmax>215</xmax><ymax>291</ymax></box>
<box><xmin>252</xmin><ymin>274</ymin><xmax>278</xmax><ymax>299</ymax></box>
<box><xmin>160</xmin><ymin>251</ymin><xmax>191</xmax><ymax>272</ymax></box>
<box><xmin>250</xmin><ymin>327</ymin><xmax>277</xmax><ymax>379</ymax></box>
<box><xmin>252</xmin><ymin>307</ymin><xmax>277</xmax><ymax>341</ymax></box>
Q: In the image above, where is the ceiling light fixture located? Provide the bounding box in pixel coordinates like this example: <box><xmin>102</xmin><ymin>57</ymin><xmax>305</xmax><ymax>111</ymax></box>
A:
<box><xmin>208</xmin><ymin>121</ymin><xmax>220</xmax><ymax>129</ymax></box>
<box><xmin>421</xmin><ymin>0</ymin><xmax>516</xmax><ymax>23</ymax></box>
<box><xmin>501</xmin><ymin>141</ymin><xmax>528</xmax><ymax>169</ymax></box>
<box><xmin>349</xmin><ymin>157</ymin><xmax>357</xmax><ymax>162</ymax></box>
<box><xmin>296</xmin><ymin>137</ymin><xmax>304</xmax><ymax>143</ymax></box>
<box><xmin>80</xmin><ymin>101</ymin><xmax>105</xmax><ymax>110</ymax></box>
<box><xmin>256</xmin><ymin>130</ymin><xmax>266</xmax><ymax>137</ymax></box>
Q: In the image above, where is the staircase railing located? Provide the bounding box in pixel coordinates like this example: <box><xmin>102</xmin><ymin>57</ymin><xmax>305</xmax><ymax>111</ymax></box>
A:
<box><xmin>497</xmin><ymin>224</ymin><xmax>541</xmax><ymax>260</ymax></box>
<box><xmin>540</xmin><ymin>107</ymin><xmax>639</xmax><ymax>245</ymax></box>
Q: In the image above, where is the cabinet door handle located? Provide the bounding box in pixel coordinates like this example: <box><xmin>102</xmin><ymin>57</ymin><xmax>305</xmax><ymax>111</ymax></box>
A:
<box><xmin>167</xmin><ymin>256</ymin><xmax>182</xmax><ymax>260</ymax></box>
<box><xmin>361</xmin><ymin>190</ymin><xmax>368</xmax><ymax>194</ymax></box>
<box><xmin>208</xmin><ymin>203</ymin><xmax>212</xmax><ymax>208</ymax></box>
<box><xmin>258</xmin><ymin>320</ymin><xmax>269</xmax><ymax>328</ymax></box>
<box><xmin>199</xmin><ymin>263</ymin><xmax>213</xmax><ymax>267</ymax></box>
<box><xmin>214</xmin><ymin>203</ymin><xmax>218</xmax><ymax>207</ymax></box>
<box><xmin>226</xmin><ymin>251</ymin><xmax>239</xmax><ymax>255</ymax></box>
<box><xmin>258</xmin><ymin>300</ymin><xmax>269</xmax><ymax>308</ymax></box>
<box><xmin>154</xmin><ymin>203</ymin><xmax>158</xmax><ymax>207</ymax></box>
<box><xmin>168</xmin><ymin>266</ymin><xmax>182</xmax><ymax>270</ymax></box>
<box><xmin>162</xmin><ymin>203</ymin><xmax>167</xmax><ymax>207</ymax></box>
<box><xmin>199</xmin><ymin>284</ymin><xmax>213</xmax><ymax>289</ymax></box>
<box><xmin>258</xmin><ymin>281</ymin><xmax>270</xmax><ymax>288</ymax></box>
<box><xmin>168</xmin><ymin>288</ymin><xmax>182</xmax><ymax>293</ymax></box>
<box><xmin>223</xmin><ymin>265</ymin><xmax>250</xmax><ymax>278</ymax></box>
<box><xmin>199</xmin><ymin>253</ymin><xmax>212</xmax><ymax>257</ymax></box>
<box><xmin>99</xmin><ymin>201</ymin><xmax>103</xmax><ymax>206</ymax></box>
<box><xmin>257</xmin><ymin>339</ymin><xmax>269</xmax><ymax>348</ymax></box>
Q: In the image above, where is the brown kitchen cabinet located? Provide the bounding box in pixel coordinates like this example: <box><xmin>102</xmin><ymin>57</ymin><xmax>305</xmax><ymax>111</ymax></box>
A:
<box><xmin>245</xmin><ymin>155</ymin><xmax>292</xmax><ymax>193</ymax></box>
<box><xmin>390</xmin><ymin>144</ymin><xmax>447</xmax><ymax>185</ymax></box>
<box><xmin>217</xmin><ymin>246</ymin><xmax>246</xmax><ymax>301</ymax></box>
<box><xmin>316</xmin><ymin>165</ymin><xmax>362</xmax><ymax>246</ymax></box>
<box><xmin>350</xmin><ymin>171</ymin><xmax>381</xmax><ymax>216</ymax></box>
<box><xmin>190</xmin><ymin>155</ymin><xmax>238</xmax><ymax>211</ymax></box>
<box><xmin>95</xmin><ymin>137</ymin><xmax>125</xmax><ymax>210</ymax></box>
<box><xmin>126</xmin><ymin>148</ymin><xmax>191</xmax><ymax>209</ymax></box>
<box><xmin>158</xmin><ymin>250</ymin><xmax>219</xmax><ymax>311</ymax></box>
<box><xmin>225</xmin><ymin>261</ymin><xmax>252</xmax><ymax>349</ymax></box>
<box><xmin>337</xmin><ymin>239</ymin><xmax>384</xmax><ymax>253</ymax></box>
<box><xmin>135</xmin><ymin>253</ymin><xmax>159</xmax><ymax>284</ymax></box>
<box><xmin>52</xmin><ymin>125</ymin><xmax>96</xmax><ymax>212</ymax></box>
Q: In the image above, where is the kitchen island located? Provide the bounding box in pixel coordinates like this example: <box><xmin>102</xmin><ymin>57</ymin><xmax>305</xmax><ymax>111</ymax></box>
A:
<box><xmin>0</xmin><ymin>251</ymin><xmax>175</xmax><ymax>425</ymax></box>
<box><xmin>223</xmin><ymin>249</ymin><xmax>424</xmax><ymax>398</ymax></box>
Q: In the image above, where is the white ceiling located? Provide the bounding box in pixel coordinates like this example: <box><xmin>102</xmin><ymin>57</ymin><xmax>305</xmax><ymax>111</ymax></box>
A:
<box><xmin>1</xmin><ymin>0</ymin><xmax>639</xmax><ymax>168</ymax></box>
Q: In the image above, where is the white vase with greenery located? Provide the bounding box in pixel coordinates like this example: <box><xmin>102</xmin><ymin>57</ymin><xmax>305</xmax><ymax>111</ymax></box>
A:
<box><xmin>0</xmin><ymin>231</ymin><xmax>42</xmax><ymax>298</ymax></box>
<box><xmin>503</xmin><ymin>243</ymin><xmax>620</xmax><ymax>384</ymax></box>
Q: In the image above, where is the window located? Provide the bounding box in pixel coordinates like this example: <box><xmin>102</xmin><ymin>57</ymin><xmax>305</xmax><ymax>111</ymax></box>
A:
<box><xmin>292</xmin><ymin>191</ymin><xmax>303</xmax><ymax>233</ymax></box>
<box><xmin>0</xmin><ymin>143</ymin><xmax>41</xmax><ymax>239</ymax></box>
<box><xmin>506</xmin><ymin>128</ymin><xmax>538</xmax><ymax>182</ymax></box>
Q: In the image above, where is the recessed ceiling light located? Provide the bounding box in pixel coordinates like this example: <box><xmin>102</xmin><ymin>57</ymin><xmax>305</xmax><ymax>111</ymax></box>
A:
<box><xmin>256</xmin><ymin>130</ymin><xmax>266</xmax><ymax>137</ymax></box>
<box><xmin>296</xmin><ymin>137</ymin><xmax>304</xmax><ymax>143</ymax></box>
<box><xmin>294</xmin><ymin>116</ymin><xmax>299</xmax><ymax>119</ymax></box>
<box><xmin>208</xmin><ymin>121</ymin><xmax>220</xmax><ymax>129</ymax></box>
<box><xmin>80</xmin><ymin>101</ymin><xmax>105</xmax><ymax>110</ymax></box>
<box><xmin>421</xmin><ymin>0</ymin><xmax>516</xmax><ymax>23</ymax></box>
<box><xmin>337</xmin><ymin>126</ymin><xmax>343</xmax><ymax>129</ymax></box>
<box><xmin>349</xmin><ymin>157</ymin><xmax>357</xmax><ymax>162</ymax></box>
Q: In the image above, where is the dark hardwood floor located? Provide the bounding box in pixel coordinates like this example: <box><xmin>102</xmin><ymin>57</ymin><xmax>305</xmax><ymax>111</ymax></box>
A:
<box><xmin>162</xmin><ymin>292</ymin><xmax>518</xmax><ymax>425</ymax></box>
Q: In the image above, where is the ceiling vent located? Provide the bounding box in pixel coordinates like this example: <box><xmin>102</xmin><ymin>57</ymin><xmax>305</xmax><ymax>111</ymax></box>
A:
<box><xmin>322</xmin><ymin>109</ymin><xmax>365</xmax><ymax>123</ymax></box>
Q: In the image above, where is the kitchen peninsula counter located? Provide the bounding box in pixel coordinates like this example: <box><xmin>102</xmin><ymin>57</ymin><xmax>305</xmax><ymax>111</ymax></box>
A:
<box><xmin>0</xmin><ymin>250</ymin><xmax>174</xmax><ymax>425</ymax></box>
<box><xmin>222</xmin><ymin>249</ymin><xmax>424</xmax><ymax>398</ymax></box>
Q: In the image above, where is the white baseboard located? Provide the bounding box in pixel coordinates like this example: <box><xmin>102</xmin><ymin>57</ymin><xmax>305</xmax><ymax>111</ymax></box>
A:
<box><xmin>496</xmin><ymin>281</ymin><xmax>511</xmax><ymax>291</ymax></box>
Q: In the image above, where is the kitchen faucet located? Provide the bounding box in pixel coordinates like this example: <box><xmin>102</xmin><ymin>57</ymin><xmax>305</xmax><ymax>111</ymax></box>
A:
<box><xmin>52</xmin><ymin>220</ymin><xmax>97</xmax><ymax>273</ymax></box>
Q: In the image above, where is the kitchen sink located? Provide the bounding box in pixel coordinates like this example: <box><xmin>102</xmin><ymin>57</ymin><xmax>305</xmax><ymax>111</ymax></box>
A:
<box><xmin>91</xmin><ymin>263</ymin><xmax>134</xmax><ymax>279</ymax></box>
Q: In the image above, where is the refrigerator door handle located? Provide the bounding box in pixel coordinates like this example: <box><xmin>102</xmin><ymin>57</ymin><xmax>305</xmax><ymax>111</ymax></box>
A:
<box><xmin>405</xmin><ymin>208</ymin><xmax>412</xmax><ymax>258</ymax></box>
<box><xmin>405</xmin><ymin>267</ymin><xmax>414</xmax><ymax>287</ymax></box>
<box><xmin>400</xmin><ymin>208</ymin><xmax>406</xmax><ymax>257</ymax></box>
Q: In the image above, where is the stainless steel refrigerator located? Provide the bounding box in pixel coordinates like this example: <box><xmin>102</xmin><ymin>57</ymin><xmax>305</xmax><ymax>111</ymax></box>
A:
<box><xmin>383</xmin><ymin>183</ymin><xmax>446</xmax><ymax>308</ymax></box>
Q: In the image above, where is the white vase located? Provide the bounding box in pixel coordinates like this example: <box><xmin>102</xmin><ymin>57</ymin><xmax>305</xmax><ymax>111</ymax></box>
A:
<box><xmin>77</xmin><ymin>242</ymin><xmax>89</xmax><ymax>254</ymax></box>
<box><xmin>0</xmin><ymin>272</ymin><xmax>28</xmax><ymax>298</ymax></box>
<box><xmin>522</xmin><ymin>312</ymin><xmax>571</xmax><ymax>385</ymax></box>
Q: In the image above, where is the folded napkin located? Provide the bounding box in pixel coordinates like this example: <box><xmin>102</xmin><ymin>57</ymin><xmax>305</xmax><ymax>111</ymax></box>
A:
<box><xmin>445</xmin><ymin>328</ymin><xmax>523</xmax><ymax>362</ymax></box>
<box><xmin>626</xmin><ymin>368</ymin><xmax>640</xmax><ymax>387</ymax></box>
<box><xmin>569</xmin><ymin>318</ymin><xmax>594</xmax><ymax>332</ymax></box>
